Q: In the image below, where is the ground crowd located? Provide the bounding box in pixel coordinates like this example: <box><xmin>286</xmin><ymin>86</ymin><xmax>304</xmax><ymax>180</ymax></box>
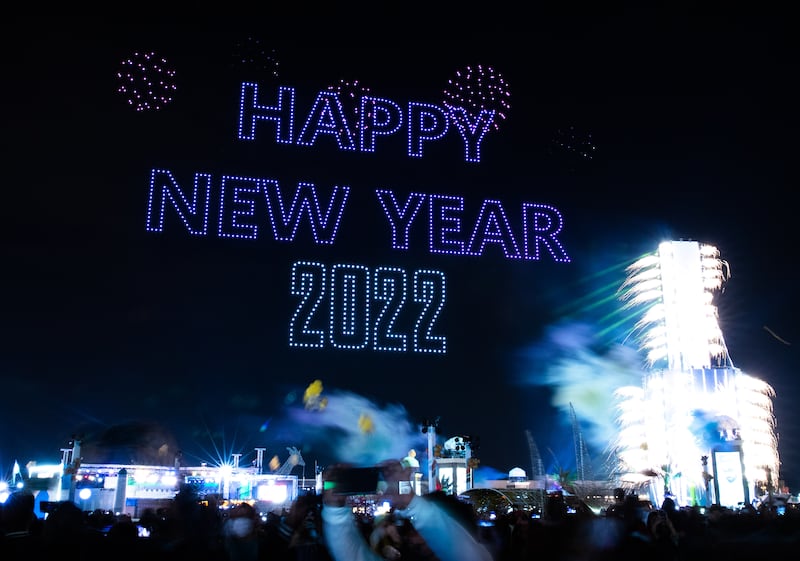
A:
<box><xmin>2</xmin><ymin>484</ymin><xmax>799</xmax><ymax>560</ymax></box>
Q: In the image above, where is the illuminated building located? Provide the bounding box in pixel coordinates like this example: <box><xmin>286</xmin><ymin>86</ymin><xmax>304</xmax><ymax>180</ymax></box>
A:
<box><xmin>21</xmin><ymin>441</ymin><xmax>301</xmax><ymax>518</ymax></box>
<box><xmin>613</xmin><ymin>240</ymin><xmax>780</xmax><ymax>508</ymax></box>
<box><xmin>431</xmin><ymin>436</ymin><xmax>478</xmax><ymax>496</ymax></box>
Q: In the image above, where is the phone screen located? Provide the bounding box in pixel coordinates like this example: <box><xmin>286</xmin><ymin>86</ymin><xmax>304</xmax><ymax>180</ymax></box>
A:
<box><xmin>332</xmin><ymin>467</ymin><xmax>381</xmax><ymax>495</ymax></box>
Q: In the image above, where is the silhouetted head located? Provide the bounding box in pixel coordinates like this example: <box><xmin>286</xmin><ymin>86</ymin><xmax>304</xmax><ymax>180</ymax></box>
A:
<box><xmin>1</xmin><ymin>490</ymin><xmax>36</xmax><ymax>532</ymax></box>
<box><xmin>661</xmin><ymin>497</ymin><xmax>676</xmax><ymax>512</ymax></box>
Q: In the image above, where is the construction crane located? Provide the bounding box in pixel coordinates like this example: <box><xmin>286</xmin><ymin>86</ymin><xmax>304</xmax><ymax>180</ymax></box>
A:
<box><xmin>525</xmin><ymin>429</ymin><xmax>544</xmax><ymax>479</ymax></box>
<box><xmin>570</xmin><ymin>403</ymin><xmax>592</xmax><ymax>480</ymax></box>
<box><xmin>525</xmin><ymin>429</ymin><xmax>546</xmax><ymax>514</ymax></box>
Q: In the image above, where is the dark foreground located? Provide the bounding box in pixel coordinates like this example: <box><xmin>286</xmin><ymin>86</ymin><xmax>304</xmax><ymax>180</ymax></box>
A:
<box><xmin>2</xmin><ymin>489</ymin><xmax>799</xmax><ymax>560</ymax></box>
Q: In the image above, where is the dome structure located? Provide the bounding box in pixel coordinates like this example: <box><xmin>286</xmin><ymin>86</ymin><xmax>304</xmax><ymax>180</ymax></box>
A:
<box><xmin>508</xmin><ymin>467</ymin><xmax>527</xmax><ymax>479</ymax></box>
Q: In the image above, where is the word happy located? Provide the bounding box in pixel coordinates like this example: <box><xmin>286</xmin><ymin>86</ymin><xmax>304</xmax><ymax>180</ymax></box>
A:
<box><xmin>237</xmin><ymin>83</ymin><xmax>497</xmax><ymax>163</ymax></box>
<box><xmin>145</xmin><ymin>170</ymin><xmax>570</xmax><ymax>262</ymax></box>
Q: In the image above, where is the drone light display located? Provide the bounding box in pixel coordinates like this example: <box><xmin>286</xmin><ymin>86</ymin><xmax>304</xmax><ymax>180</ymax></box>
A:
<box><xmin>613</xmin><ymin>240</ymin><xmax>779</xmax><ymax>508</ymax></box>
<box><xmin>145</xmin><ymin>79</ymin><xmax>570</xmax><ymax>356</ymax></box>
<box><xmin>116</xmin><ymin>51</ymin><xmax>177</xmax><ymax>112</ymax></box>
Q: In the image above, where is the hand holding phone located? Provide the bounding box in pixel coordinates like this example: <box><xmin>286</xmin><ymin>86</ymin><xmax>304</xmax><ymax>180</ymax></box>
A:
<box><xmin>321</xmin><ymin>463</ymin><xmax>353</xmax><ymax>507</ymax></box>
<box><xmin>378</xmin><ymin>459</ymin><xmax>415</xmax><ymax>510</ymax></box>
<box><xmin>322</xmin><ymin>460</ymin><xmax>416</xmax><ymax>509</ymax></box>
<box><xmin>328</xmin><ymin>466</ymin><xmax>382</xmax><ymax>495</ymax></box>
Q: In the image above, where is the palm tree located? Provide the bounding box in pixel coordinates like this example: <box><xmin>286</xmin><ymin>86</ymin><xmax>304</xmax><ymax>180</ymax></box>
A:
<box><xmin>547</xmin><ymin>448</ymin><xmax>577</xmax><ymax>494</ymax></box>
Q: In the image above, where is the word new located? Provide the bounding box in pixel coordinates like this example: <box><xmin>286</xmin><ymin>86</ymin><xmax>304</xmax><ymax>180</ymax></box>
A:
<box><xmin>237</xmin><ymin>83</ymin><xmax>496</xmax><ymax>163</ymax></box>
<box><xmin>145</xmin><ymin>169</ymin><xmax>571</xmax><ymax>263</ymax></box>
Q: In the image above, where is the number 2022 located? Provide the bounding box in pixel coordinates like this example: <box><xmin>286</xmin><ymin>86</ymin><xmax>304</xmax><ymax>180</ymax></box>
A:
<box><xmin>289</xmin><ymin>261</ymin><xmax>447</xmax><ymax>353</ymax></box>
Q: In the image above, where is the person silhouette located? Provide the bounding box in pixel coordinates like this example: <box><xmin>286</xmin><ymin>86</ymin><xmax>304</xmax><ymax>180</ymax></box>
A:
<box><xmin>321</xmin><ymin>459</ymin><xmax>493</xmax><ymax>561</ymax></box>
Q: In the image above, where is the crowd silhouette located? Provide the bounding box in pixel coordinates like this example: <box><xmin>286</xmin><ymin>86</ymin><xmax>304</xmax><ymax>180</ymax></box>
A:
<box><xmin>3</xmin><ymin>481</ymin><xmax>799</xmax><ymax>560</ymax></box>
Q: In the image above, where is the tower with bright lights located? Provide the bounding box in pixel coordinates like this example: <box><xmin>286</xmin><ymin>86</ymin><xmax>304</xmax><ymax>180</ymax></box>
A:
<box><xmin>614</xmin><ymin>240</ymin><xmax>779</xmax><ymax>508</ymax></box>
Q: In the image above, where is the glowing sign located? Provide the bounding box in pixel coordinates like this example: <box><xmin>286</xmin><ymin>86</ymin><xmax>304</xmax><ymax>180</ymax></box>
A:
<box><xmin>145</xmin><ymin>172</ymin><xmax>569</xmax><ymax>262</ymax></box>
<box><xmin>144</xmin><ymin>80</ymin><xmax>572</xmax><ymax>355</ymax></box>
<box><xmin>237</xmin><ymin>84</ymin><xmax>496</xmax><ymax>163</ymax></box>
<box><xmin>256</xmin><ymin>482</ymin><xmax>288</xmax><ymax>503</ymax></box>
<box><xmin>289</xmin><ymin>261</ymin><xmax>446</xmax><ymax>353</ymax></box>
<box><xmin>714</xmin><ymin>449</ymin><xmax>748</xmax><ymax>508</ymax></box>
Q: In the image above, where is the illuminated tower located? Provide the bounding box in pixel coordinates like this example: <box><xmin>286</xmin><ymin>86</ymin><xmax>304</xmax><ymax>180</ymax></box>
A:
<box><xmin>614</xmin><ymin>240</ymin><xmax>779</xmax><ymax>508</ymax></box>
<box><xmin>620</xmin><ymin>240</ymin><xmax>728</xmax><ymax>370</ymax></box>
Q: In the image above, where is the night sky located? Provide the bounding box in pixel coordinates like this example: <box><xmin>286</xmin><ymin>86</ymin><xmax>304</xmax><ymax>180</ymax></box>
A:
<box><xmin>3</xmin><ymin>17</ymin><xmax>798</xmax><ymax>491</ymax></box>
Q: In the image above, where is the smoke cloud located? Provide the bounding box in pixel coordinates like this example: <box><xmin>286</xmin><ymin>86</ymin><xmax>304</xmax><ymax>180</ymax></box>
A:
<box><xmin>517</xmin><ymin>321</ymin><xmax>646</xmax><ymax>454</ymax></box>
<box><xmin>285</xmin><ymin>387</ymin><xmax>427</xmax><ymax>466</ymax></box>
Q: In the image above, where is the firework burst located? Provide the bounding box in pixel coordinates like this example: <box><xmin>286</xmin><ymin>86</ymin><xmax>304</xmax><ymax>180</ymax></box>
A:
<box><xmin>326</xmin><ymin>78</ymin><xmax>373</xmax><ymax>139</ymax></box>
<box><xmin>442</xmin><ymin>64</ymin><xmax>511</xmax><ymax>132</ymax></box>
<box><xmin>116</xmin><ymin>51</ymin><xmax>177</xmax><ymax>112</ymax></box>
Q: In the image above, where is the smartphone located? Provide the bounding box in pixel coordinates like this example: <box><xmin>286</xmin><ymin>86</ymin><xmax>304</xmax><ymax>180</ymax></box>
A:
<box><xmin>328</xmin><ymin>466</ymin><xmax>382</xmax><ymax>495</ymax></box>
